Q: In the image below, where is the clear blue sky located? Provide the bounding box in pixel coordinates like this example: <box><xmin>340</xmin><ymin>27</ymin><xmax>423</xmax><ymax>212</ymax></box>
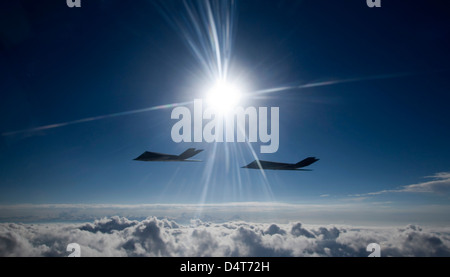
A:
<box><xmin>0</xmin><ymin>0</ymin><xmax>449</xmax><ymax>222</ymax></box>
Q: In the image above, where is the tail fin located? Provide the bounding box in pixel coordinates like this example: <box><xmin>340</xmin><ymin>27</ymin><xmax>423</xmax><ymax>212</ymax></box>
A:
<box><xmin>295</xmin><ymin>157</ymin><xmax>319</xmax><ymax>168</ymax></box>
<box><xmin>178</xmin><ymin>148</ymin><xmax>203</xmax><ymax>160</ymax></box>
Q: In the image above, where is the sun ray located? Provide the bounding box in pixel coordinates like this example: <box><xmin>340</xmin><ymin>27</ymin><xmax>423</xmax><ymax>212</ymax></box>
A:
<box><xmin>248</xmin><ymin>72</ymin><xmax>414</xmax><ymax>96</ymax></box>
<box><xmin>1</xmin><ymin>101</ymin><xmax>193</xmax><ymax>137</ymax></box>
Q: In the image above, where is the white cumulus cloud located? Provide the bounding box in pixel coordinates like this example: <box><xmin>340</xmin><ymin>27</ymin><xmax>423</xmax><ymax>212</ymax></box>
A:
<box><xmin>1</xmin><ymin>216</ymin><xmax>450</xmax><ymax>257</ymax></box>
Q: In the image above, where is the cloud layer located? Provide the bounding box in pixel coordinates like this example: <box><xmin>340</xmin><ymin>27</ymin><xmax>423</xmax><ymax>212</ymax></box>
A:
<box><xmin>2</xmin><ymin>202</ymin><xmax>449</xmax><ymax>226</ymax></box>
<box><xmin>1</xmin><ymin>216</ymin><xmax>450</xmax><ymax>257</ymax></box>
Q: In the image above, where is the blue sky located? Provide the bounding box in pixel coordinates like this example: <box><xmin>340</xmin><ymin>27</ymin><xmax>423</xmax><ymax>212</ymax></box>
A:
<box><xmin>1</xmin><ymin>0</ymin><xmax>450</xmax><ymax>225</ymax></box>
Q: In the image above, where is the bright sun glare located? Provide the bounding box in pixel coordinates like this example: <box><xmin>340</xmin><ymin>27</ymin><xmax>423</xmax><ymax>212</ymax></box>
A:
<box><xmin>206</xmin><ymin>81</ymin><xmax>242</xmax><ymax>114</ymax></box>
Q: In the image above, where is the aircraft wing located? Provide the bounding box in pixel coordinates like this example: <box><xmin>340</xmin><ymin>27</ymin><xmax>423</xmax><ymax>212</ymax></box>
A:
<box><xmin>133</xmin><ymin>148</ymin><xmax>203</xmax><ymax>162</ymax></box>
<box><xmin>295</xmin><ymin>157</ymin><xmax>319</xmax><ymax>168</ymax></box>
<box><xmin>176</xmin><ymin>159</ymin><xmax>202</xmax><ymax>162</ymax></box>
<box><xmin>242</xmin><ymin>160</ymin><xmax>294</xmax><ymax>170</ymax></box>
<box><xmin>178</xmin><ymin>148</ymin><xmax>204</xmax><ymax>159</ymax></box>
<box><xmin>258</xmin><ymin>160</ymin><xmax>294</xmax><ymax>169</ymax></box>
<box><xmin>134</xmin><ymin>151</ymin><xmax>171</xmax><ymax>161</ymax></box>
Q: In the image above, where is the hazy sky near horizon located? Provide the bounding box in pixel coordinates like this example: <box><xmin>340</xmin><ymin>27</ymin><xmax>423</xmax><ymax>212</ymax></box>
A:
<box><xmin>1</xmin><ymin>0</ymin><xmax>450</xmax><ymax>227</ymax></box>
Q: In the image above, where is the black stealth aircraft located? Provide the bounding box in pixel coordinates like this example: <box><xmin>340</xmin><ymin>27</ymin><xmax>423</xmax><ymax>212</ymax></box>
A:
<box><xmin>242</xmin><ymin>157</ymin><xmax>319</xmax><ymax>171</ymax></box>
<box><xmin>134</xmin><ymin>148</ymin><xmax>203</xmax><ymax>162</ymax></box>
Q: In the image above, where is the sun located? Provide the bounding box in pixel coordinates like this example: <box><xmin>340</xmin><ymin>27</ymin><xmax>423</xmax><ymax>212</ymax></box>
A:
<box><xmin>205</xmin><ymin>81</ymin><xmax>242</xmax><ymax>114</ymax></box>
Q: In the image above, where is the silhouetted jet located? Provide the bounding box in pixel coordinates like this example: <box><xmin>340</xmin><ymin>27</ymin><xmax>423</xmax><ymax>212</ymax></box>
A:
<box><xmin>134</xmin><ymin>148</ymin><xmax>203</xmax><ymax>162</ymax></box>
<box><xmin>242</xmin><ymin>157</ymin><xmax>319</xmax><ymax>171</ymax></box>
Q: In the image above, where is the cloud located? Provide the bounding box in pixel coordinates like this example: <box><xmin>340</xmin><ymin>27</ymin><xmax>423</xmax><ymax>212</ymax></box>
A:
<box><xmin>264</xmin><ymin>224</ymin><xmax>286</xmax><ymax>236</ymax></box>
<box><xmin>0</xmin><ymin>217</ymin><xmax>449</xmax><ymax>257</ymax></box>
<box><xmin>398</xmin><ymin>172</ymin><xmax>450</xmax><ymax>194</ymax></box>
<box><xmin>291</xmin><ymin>223</ymin><xmax>315</xmax><ymax>238</ymax></box>
<box><xmin>354</xmin><ymin>172</ymin><xmax>450</xmax><ymax>196</ymax></box>
<box><xmin>79</xmin><ymin>216</ymin><xmax>138</xmax><ymax>234</ymax></box>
